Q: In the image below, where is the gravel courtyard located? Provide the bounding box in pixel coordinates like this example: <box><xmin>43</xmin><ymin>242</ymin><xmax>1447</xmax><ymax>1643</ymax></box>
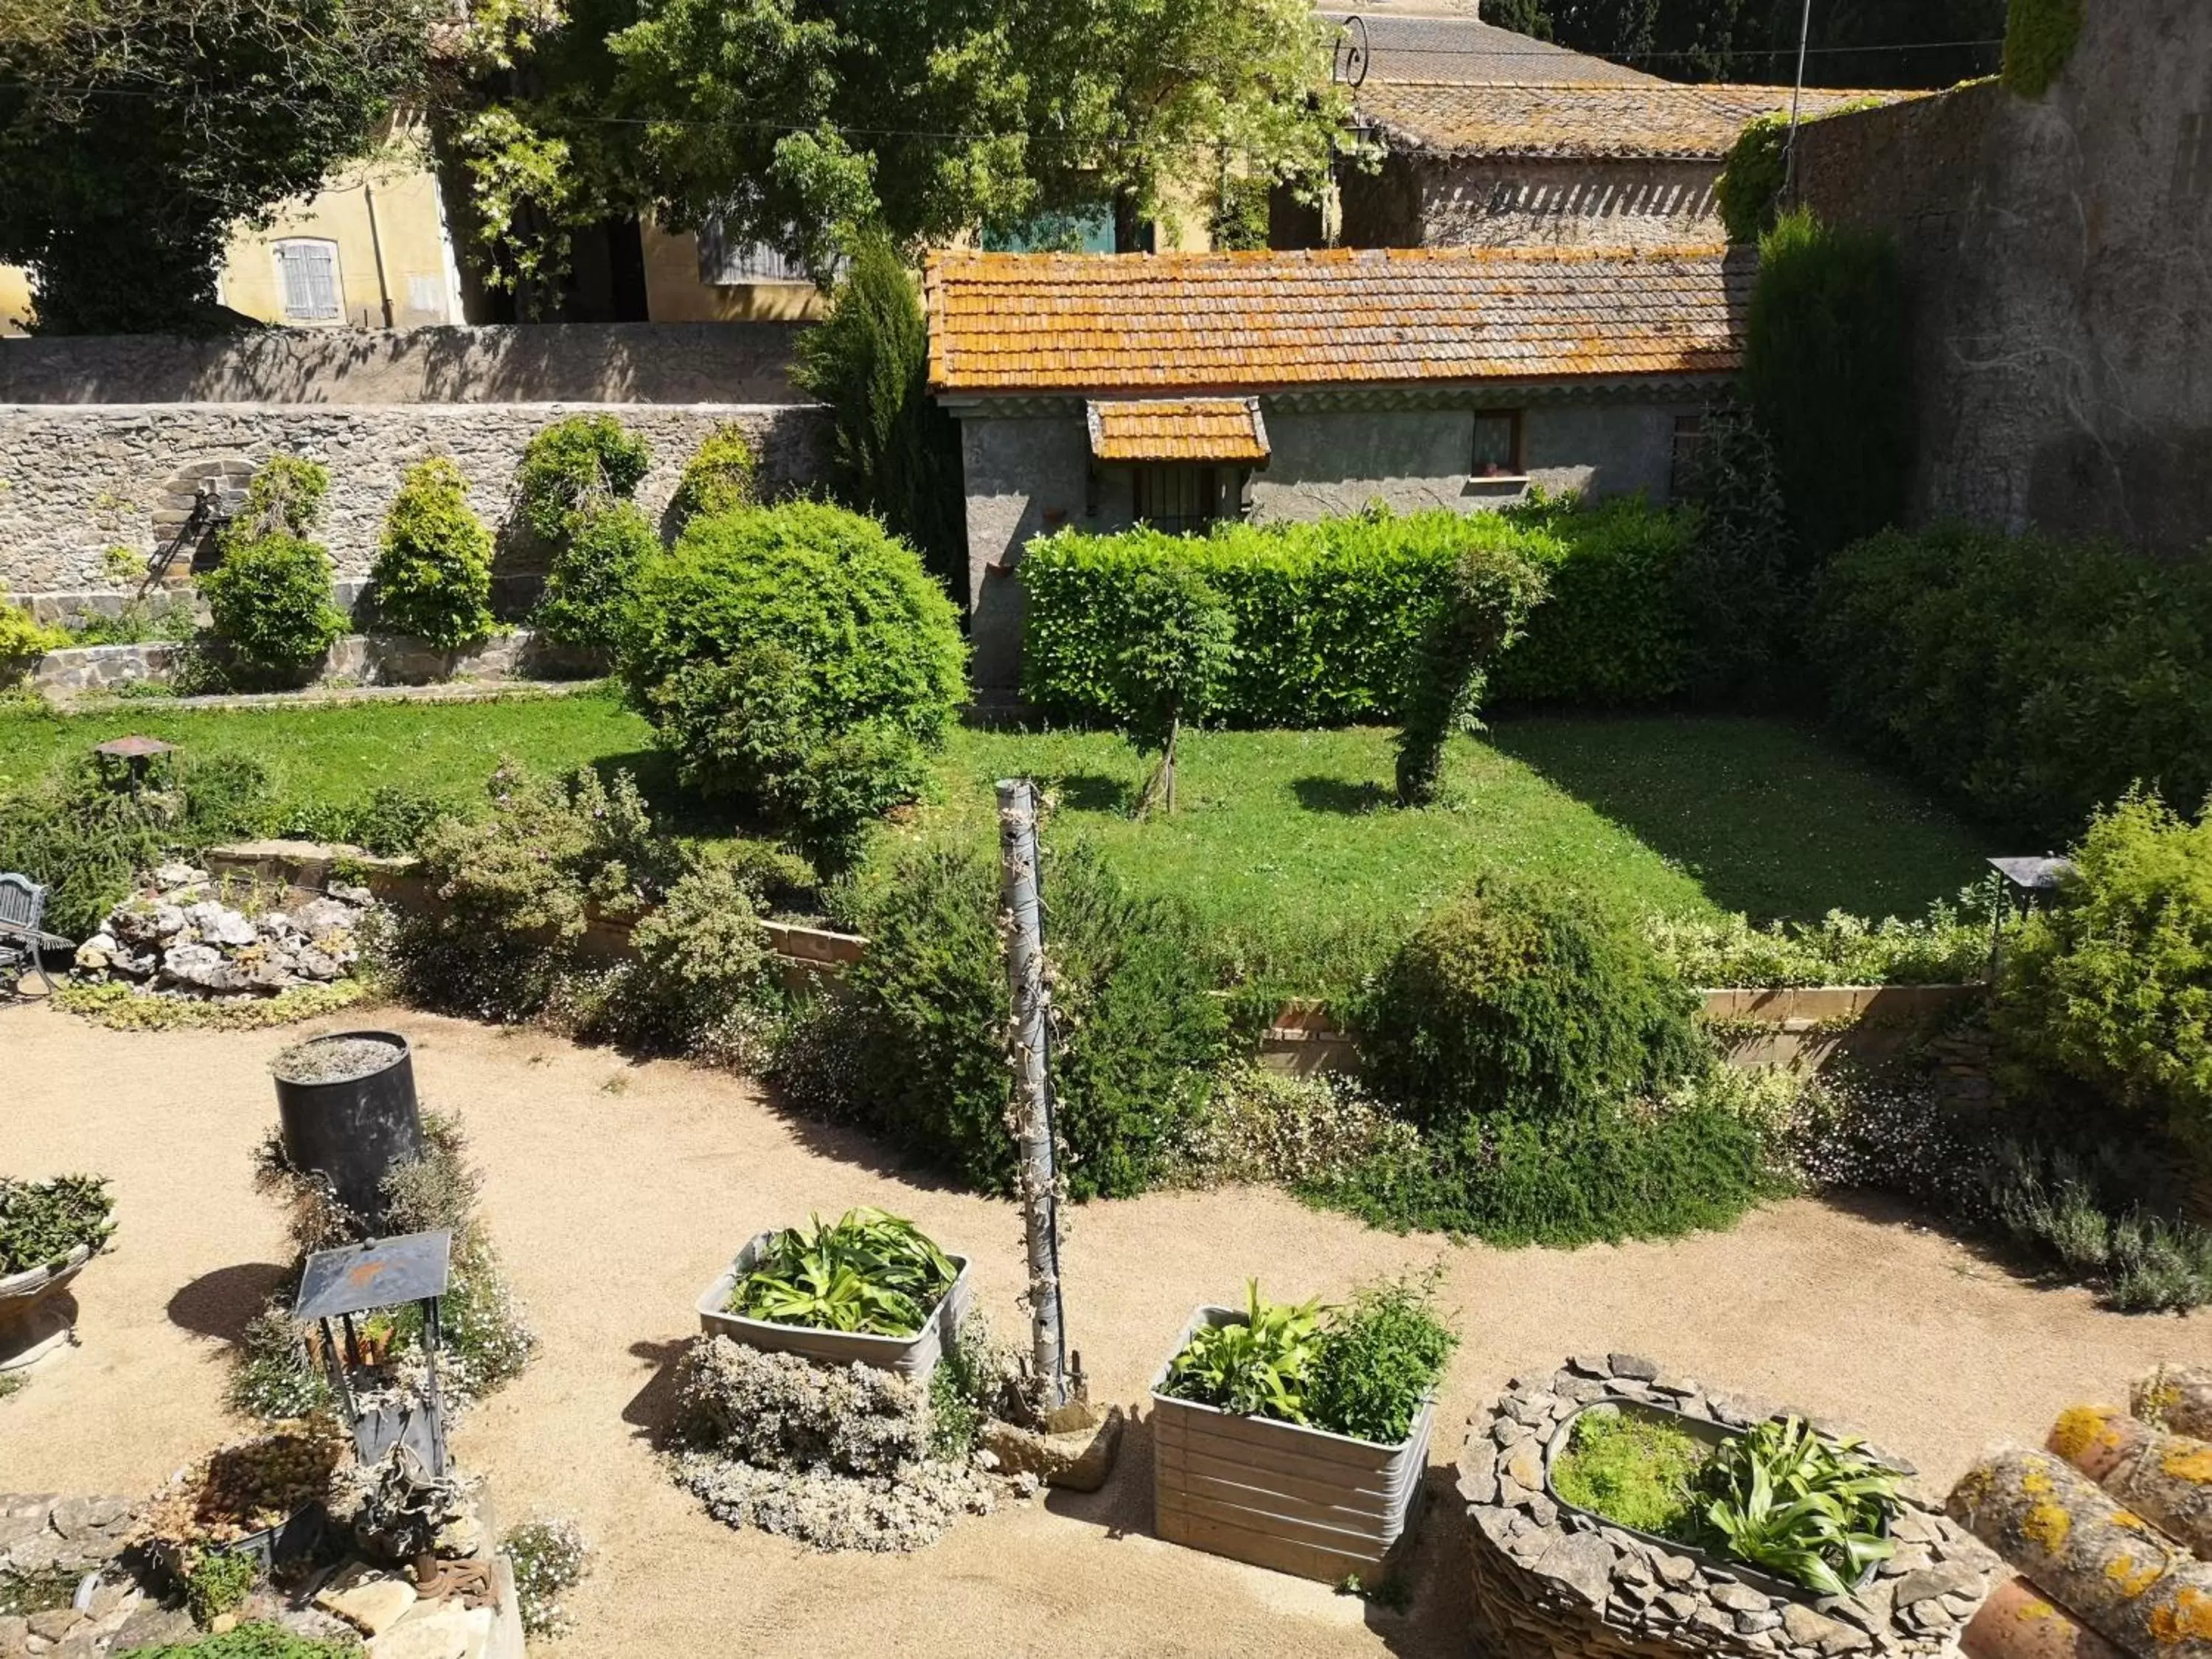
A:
<box><xmin>2</xmin><ymin>1001</ymin><xmax>2194</xmax><ymax>1658</ymax></box>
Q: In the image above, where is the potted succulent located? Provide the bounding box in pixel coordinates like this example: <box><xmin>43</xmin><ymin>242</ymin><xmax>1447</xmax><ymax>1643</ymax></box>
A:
<box><xmin>1151</xmin><ymin>1276</ymin><xmax>1457</xmax><ymax>1585</ymax></box>
<box><xmin>696</xmin><ymin>1208</ymin><xmax>973</xmax><ymax>1382</ymax></box>
<box><xmin>1547</xmin><ymin>1401</ymin><xmax>1901</xmax><ymax>1599</ymax></box>
<box><xmin>142</xmin><ymin>1419</ymin><xmax>347</xmax><ymax>1619</ymax></box>
<box><xmin>0</xmin><ymin>1175</ymin><xmax>116</xmax><ymax>1371</ymax></box>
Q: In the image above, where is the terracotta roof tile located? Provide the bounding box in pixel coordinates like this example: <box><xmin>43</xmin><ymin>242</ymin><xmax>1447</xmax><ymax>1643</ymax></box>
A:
<box><xmin>1087</xmin><ymin>398</ymin><xmax>1272</xmax><ymax>462</ymax></box>
<box><xmin>927</xmin><ymin>246</ymin><xmax>1753</xmax><ymax>395</ymax></box>
<box><xmin>1354</xmin><ymin>81</ymin><xmax>1920</xmax><ymax>160</ymax></box>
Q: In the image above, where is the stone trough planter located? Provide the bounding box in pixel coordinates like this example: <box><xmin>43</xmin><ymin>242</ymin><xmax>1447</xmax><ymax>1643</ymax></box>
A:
<box><xmin>0</xmin><ymin>1244</ymin><xmax>94</xmax><ymax>1371</ymax></box>
<box><xmin>1150</xmin><ymin>1304</ymin><xmax>1436</xmax><ymax>1584</ymax></box>
<box><xmin>1462</xmin><ymin>1354</ymin><xmax>2006</xmax><ymax>1659</ymax></box>
<box><xmin>696</xmin><ymin>1232</ymin><xmax>973</xmax><ymax>1382</ymax></box>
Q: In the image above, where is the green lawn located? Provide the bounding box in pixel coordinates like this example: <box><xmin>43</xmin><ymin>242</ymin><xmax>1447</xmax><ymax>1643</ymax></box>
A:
<box><xmin>0</xmin><ymin>693</ymin><xmax>1989</xmax><ymax>996</ymax></box>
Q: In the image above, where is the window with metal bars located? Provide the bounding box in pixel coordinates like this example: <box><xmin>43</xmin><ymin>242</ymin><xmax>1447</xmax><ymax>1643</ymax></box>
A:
<box><xmin>273</xmin><ymin>240</ymin><xmax>342</xmax><ymax>321</ymax></box>
<box><xmin>1133</xmin><ymin>465</ymin><xmax>1222</xmax><ymax>535</ymax></box>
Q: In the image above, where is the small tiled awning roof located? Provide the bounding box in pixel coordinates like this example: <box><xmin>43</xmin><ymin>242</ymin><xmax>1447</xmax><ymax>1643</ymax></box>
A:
<box><xmin>926</xmin><ymin>245</ymin><xmax>1750</xmax><ymax>397</ymax></box>
<box><xmin>1087</xmin><ymin>398</ymin><xmax>1271</xmax><ymax>464</ymax></box>
<box><xmin>1354</xmin><ymin>81</ymin><xmax>1919</xmax><ymax>161</ymax></box>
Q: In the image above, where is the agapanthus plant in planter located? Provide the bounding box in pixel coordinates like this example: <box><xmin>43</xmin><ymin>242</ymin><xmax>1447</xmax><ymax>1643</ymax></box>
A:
<box><xmin>1152</xmin><ymin>1276</ymin><xmax>1458</xmax><ymax>1585</ymax></box>
<box><xmin>1549</xmin><ymin>1402</ymin><xmax>1901</xmax><ymax>1597</ymax></box>
<box><xmin>697</xmin><ymin>1209</ymin><xmax>973</xmax><ymax>1381</ymax></box>
<box><xmin>0</xmin><ymin>1175</ymin><xmax>116</xmax><ymax>1371</ymax></box>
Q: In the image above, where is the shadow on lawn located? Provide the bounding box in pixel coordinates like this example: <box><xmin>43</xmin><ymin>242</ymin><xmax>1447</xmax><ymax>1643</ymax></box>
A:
<box><xmin>167</xmin><ymin>1262</ymin><xmax>288</xmax><ymax>1343</ymax></box>
<box><xmin>1290</xmin><ymin>776</ymin><xmax>1391</xmax><ymax>817</ymax></box>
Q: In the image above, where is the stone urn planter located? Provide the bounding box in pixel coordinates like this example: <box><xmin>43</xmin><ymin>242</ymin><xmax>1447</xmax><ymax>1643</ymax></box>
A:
<box><xmin>0</xmin><ymin>1243</ymin><xmax>94</xmax><ymax>1371</ymax></box>
<box><xmin>696</xmin><ymin>1231</ymin><xmax>974</xmax><ymax>1382</ymax></box>
<box><xmin>1150</xmin><ymin>1304</ymin><xmax>1437</xmax><ymax>1584</ymax></box>
<box><xmin>1462</xmin><ymin>1354</ymin><xmax>2006</xmax><ymax>1659</ymax></box>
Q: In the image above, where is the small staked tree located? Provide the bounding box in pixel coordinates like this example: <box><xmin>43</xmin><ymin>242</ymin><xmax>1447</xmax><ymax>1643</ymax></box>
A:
<box><xmin>1107</xmin><ymin>565</ymin><xmax>1234</xmax><ymax>817</ymax></box>
<box><xmin>1394</xmin><ymin>541</ymin><xmax>1548</xmax><ymax>807</ymax></box>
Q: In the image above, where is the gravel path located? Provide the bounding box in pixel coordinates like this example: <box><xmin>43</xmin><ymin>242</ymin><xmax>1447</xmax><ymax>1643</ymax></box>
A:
<box><xmin>2</xmin><ymin>1001</ymin><xmax>2197</xmax><ymax>1658</ymax></box>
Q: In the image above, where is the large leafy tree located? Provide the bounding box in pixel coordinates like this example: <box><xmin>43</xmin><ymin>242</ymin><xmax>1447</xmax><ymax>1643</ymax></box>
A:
<box><xmin>452</xmin><ymin>0</ymin><xmax>1346</xmax><ymax>305</ymax></box>
<box><xmin>0</xmin><ymin>0</ymin><xmax>434</xmax><ymax>334</ymax></box>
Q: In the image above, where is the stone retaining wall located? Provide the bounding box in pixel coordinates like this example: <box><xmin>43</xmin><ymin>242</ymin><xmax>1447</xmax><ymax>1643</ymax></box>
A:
<box><xmin>1461</xmin><ymin>1356</ymin><xmax>2006</xmax><ymax>1659</ymax></box>
<box><xmin>29</xmin><ymin>628</ymin><xmax>602</xmax><ymax>698</ymax></box>
<box><xmin>0</xmin><ymin>401</ymin><xmax>825</xmax><ymax>598</ymax></box>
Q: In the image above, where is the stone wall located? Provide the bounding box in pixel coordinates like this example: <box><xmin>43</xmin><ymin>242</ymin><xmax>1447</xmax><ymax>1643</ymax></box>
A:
<box><xmin>1461</xmin><ymin>1357</ymin><xmax>2005</xmax><ymax>1659</ymax></box>
<box><xmin>1795</xmin><ymin>1</ymin><xmax>2212</xmax><ymax>554</ymax></box>
<box><xmin>0</xmin><ymin>321</ymin><xmax>804</xmax><ymax>406</ymax></box>
<box><xmin>1341</xmin><ymin>153</ymin><xmax>1728</xmax><ymax>250</ymax></box>
<box><xmin>0</xmin><ymin>401</ymin><xmax>826</xmax><ymax>598</ymax></box>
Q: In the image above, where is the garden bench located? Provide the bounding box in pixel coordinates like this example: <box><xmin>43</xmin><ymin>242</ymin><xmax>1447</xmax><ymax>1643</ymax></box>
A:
<box><xmin>0</xmin><ymin>872</ymin><xmax>71</xmax><ymax>995</ymax></box>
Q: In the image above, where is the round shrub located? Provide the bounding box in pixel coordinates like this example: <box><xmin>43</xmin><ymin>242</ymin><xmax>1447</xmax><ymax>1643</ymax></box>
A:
<box><xmin>533</xmin><ymin>501</ymin><xmax>656</xmax><ymax>650</ymax></box>
<box><xmin>1360</xmin><ymin>874</ymin><xmax>1705</xmax><ymax>1129</ymax></box>
<box><xmin>832</xmin><ymin>839</ymin><xmax>1225</xmax><ymax>1200</ymax></box>
<box><xmin>515</xmin><ymin>414</ymin><xmax>652</xmax><ymax>544</ymax></box>
<box><xmin>617</xmin><ymin>501</ymin><xmax>965</xmax><ymax>859</ymax></box>
<box><xmin>667</xmin><ymin>424</ymin><xmax>760</xmax><ymax>532</ymax></box>
<box><xmin>199</xmin><ymin>533</ymin><xmax>346</xmax><ymax>680</ymax></box>
<box><xmin>373</xmin><ymin>458</ymin><xmax>495</xmax><ymax>650</ymax></box>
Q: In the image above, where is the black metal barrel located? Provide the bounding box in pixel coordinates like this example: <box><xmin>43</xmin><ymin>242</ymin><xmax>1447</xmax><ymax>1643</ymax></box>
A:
<box><xmin>271</xmin><ymin>1032</ymin><xmax>423</xmax><ymax>1227</ymax></box>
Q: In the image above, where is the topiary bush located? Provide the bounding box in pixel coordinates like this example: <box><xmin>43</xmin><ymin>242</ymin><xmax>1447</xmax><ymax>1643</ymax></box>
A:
<box><xmin>372</xmin><ymin>458</ymin><xmax>495</xmax><ymax>649</ymax></box>
<box><xmin>1744</xmin><ymin>210</ymin><xmax>1914</xmax><ymax>563</ymax></box>
<box><xmin>1812</xmin><ymin>524</ymin><xmax>2212</xmax><ymax>839</ymax></box>
<box><xmin>617</xmin><ymin>500</ymin><xmax>966</xmax><ymax>863</ymax></box>
<box><xmin>1102</xmin><ymin>563</ymin><xmax>1234</xmax><ymax>815</ymax></box>
<box><xmin>1394</xmin><ymin>536</ymin><xmax>1546</xmax><ymax>806</ymax></box>
<box><xmin>1996</xmin><ymin>794</ymin><xmax>2212</xmax><ymax>1161</ymax></box>
<box><xmin>199</xmin><ymin>535</ymin><xmax>346</xmax><ymax>682</ymax></box>
<box><xmin>830</xmin><ymin>838</ymin><xmax>1225</xmax><ymax>1200</ymax></box>
<box><xmin>1359</xmin><ymin>874</ymin><xmax>1705</xmax><ymax>1133</ymax></box>
<box><xmin>667</xmin><ymin>424</ymin><xmax>760</xmax><ymax>532</ymax></box>
<box><xmin>532</xmin><ymin>501</ymin><xmax>656</xmax><ymax>650</ymax></box>
<box><xmin>514</xmin><ymin>414</ymin><xmax>652</xmax><ymax>545</ymax></box>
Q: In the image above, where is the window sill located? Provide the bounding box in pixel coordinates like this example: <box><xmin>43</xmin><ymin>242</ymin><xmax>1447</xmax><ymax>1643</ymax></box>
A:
<box><xmin>1465</xmin><ymin>474</ymin><xmax>1531</xmax><ymax>488</ymax></box>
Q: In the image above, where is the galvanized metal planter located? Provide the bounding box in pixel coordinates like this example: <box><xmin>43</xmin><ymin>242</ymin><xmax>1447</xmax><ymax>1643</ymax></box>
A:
<box><xmin>696</xmin><ymin>1232</ymin><xmax>973</xmax><ymax>1382</ymax></box>
<box><xmin>0</xmin><ymin>1243</ymin><xmax>93</xmax><ymax>1371</ymax></box>
<box><xmin>1150</xmin><ymin>1305</ymin><xmax>1436</xmax><ymax>1584</ymax></box>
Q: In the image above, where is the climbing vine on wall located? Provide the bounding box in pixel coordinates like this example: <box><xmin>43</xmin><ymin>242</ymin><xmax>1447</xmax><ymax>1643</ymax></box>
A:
<box><xmin>2001</xmin><ymin>0</ymin><xmax>2082</xmax><ymax>98</ymax></box>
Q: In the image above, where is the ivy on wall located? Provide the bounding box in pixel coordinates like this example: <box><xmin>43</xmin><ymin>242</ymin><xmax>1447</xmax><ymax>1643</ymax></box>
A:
<box><xmin>2001</xmin><ymin>0</ymin><xmax>2083</xmax><ymax>98</ymax></box>
<box><xmin>1717</xmin><ymin>116</ymin><xmax>1790</xmax><ymax>245</ymax></box>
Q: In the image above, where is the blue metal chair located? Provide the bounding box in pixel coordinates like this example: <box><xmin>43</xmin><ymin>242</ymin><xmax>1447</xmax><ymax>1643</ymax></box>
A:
<box><xmin>0</xmin><ymin>873</ymin><xmax>71</xmax><ymax>995</ymax></box>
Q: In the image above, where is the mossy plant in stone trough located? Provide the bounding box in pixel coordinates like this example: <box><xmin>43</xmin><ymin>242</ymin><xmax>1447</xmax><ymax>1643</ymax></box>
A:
<box><xmin>1551</xmin><ymin>1404</ymin><xmax>1711</xmax><ymax>1543</ymax></box>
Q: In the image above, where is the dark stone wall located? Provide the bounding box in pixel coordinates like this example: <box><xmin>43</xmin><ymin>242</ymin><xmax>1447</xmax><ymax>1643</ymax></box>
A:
<box><xmin>1796</xmin><ymin>1</ymin><xmax>2212</xmax><ymax>554</ymax></box>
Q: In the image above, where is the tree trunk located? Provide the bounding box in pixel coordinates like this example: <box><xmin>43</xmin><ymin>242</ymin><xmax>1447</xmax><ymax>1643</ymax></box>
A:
<box><xmin>1113</xmin><ymin>190</ymin><xmax>1147</xmax><ymax>254</ymax></box>
<box><xmin>1164</xmin><ymin>712</ymin><xmax>1179</xmax><ymax>815</ymax></box>
<box><xmin>2137</xmin><ymin>1366</ymin><xmax>2212</xmax><ymax>1443</ymax></box>
<box><xmin>995</xmin><ymin>779</ymin><xmax>1067</xmax><ymax>1416</ymax></box>
<box><xmin>1948</xmin><ymin>1447</ymin><xmax>2212</xmax><ymax>1659</ymax></box>
<box><xmin>1965</xmin><ymin>1577</ymin><xmax>2130</xmax><ymax>1659</ymax></box>
<box><xmin>2051</xmin><ymin>1405</ymin><xmax>2212</xmax><ymax>1560</ymax></box>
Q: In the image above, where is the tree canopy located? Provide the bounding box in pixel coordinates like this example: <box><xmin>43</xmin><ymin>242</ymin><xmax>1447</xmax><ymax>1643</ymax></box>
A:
<box><xmin>1501</xmin><ymin>0</ymin><xmax>2006</xmax><ymax>88</ymax></box>
<box><xmin>451</xmin><ymin>0</ymin><xmax>1347</xmax><ymax>305</ymax></box>
<box><xmin>0</xmin><ymin>0</ymin><xmax>434</xmax><ymax>334</ymax></box>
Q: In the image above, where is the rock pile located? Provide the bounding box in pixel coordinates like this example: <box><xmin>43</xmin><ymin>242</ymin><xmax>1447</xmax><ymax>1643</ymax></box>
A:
<box><xmin>1461</xmin><ymin>1354</ymin><xmax>2006</xmax><ymax>1659</ymax></box>
<box><xmin>0</xmin><ymin>1491</ymin><xmax>164</xmax><ymax>1657</ymax></box>
<box><xmin>73</xmin><ymin>863</ymin><xmax>372</xmax><ymax>998</ymax></box>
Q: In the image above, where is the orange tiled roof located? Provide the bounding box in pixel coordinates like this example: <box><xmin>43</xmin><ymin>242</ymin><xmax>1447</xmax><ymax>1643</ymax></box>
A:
<box><xmin>1087</xmin><ymin>398</ymin><xmax>1271</xmax><ymax>462</ymax></box>
<box><xmin>1354</xmin><ymin>81</ymin><xmax>1919</xmax><ymax>160</ymax></box>
<box><xmin>926</xmin><ymin>246</ymin><xmax>1750</xmax><ymax>396</ymax></box>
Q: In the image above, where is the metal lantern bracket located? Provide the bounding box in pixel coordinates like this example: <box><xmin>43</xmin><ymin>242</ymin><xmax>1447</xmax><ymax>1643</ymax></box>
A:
<box><xmin>293</xmin><ymin>1231</ymin><xmax>454</xmax><ymax>1475</ymax></box>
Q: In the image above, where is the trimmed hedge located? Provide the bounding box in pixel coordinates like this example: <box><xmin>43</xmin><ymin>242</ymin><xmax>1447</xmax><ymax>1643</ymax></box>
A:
<box><xmin>1812</xmin><ymin>522</ymin><xmax>2212</xmax><ymax>839</ymax></box>
<box><xmin>1022</xmin><ymin>501</ymin><xmax>1709</xmax><ymax>727</ymax></box>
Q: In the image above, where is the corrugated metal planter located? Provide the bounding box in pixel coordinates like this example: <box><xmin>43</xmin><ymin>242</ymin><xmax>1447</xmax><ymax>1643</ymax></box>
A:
<box><xmin>1151</xmin><ymin>1304</ymin><xmax>1436</xmax><ymax>1584</ymax></box>
<box><xmin>696</xmin><ymin>1231</ymin><xmax>973</xmax><ymax>1382</ymax></box>
<box><xmin>0</xmin><ymin>1243</ymin><xmax>93</xmax><ymax>1371</ymax></box>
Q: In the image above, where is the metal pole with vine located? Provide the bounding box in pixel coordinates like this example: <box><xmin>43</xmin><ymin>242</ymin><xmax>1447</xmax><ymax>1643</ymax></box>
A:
<box><xmin>996</xmin><ymin>779</ymin><xmax>1070</xmax><ymax>1415</ymax></box>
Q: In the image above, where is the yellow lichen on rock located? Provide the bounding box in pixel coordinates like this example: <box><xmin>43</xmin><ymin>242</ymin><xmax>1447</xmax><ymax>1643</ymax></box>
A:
<box><xmin>2147</xmin><ymin>1587</ymin><xmax>2212</xmax><ymax>1645</ymax></box>
<box><xmin>2163</xmin><ymin>1447</ymin><xmax>2212</xmax><ymax>1485</ymax></box>
<box><xmin>2025</xmin><ymin>1500</ymin><xmax>2075</xmax><ymax>1554</ymax></box>
<box><xmin>2057</xmin><ymin>1407</ymin><xmax>2129</xmax><ymax>1463</ymax></box>
<box><xmin>2108</xmin><ymin>1554</ymin><xmax>2168</xmax><ymax>1599</ymax></box>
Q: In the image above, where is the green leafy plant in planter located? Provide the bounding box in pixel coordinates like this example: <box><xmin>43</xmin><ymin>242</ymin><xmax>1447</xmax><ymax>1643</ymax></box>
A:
<box><xmin>1552</xmin><ymin>1406</ymin><xmax>1710</xmax><ymax>1543</ymax></box>
<box><xmin>1700</xmin><ymin>1415</ymin><xmax>1899</xmax><ymax>1596</ymax></box>
<box><xmin>1163</xmin><ymin>1276</ymin><xmax>1457</xmax><ymax>1444</ymax></box>
<box><xmin>731</xmin><ymin>1209</ymin><xmax>956</xmax><ymax>1338</ymax></box>
<box><xmin>0</xmin><ymin>1175</ymin><xmax>116</xmax><ymax>1273</ymax></box>
<box><xmin>184</xmin><ymin>1548</ymin><xmax>256</xmax><ymax>1626</ymax></box>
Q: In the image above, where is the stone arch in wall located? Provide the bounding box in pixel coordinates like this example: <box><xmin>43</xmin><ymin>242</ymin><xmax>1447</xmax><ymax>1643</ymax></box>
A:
<box><xmin>150</xmin><ymin>453</ymin><xmax>260</xmax><ymax>581</ymax></box>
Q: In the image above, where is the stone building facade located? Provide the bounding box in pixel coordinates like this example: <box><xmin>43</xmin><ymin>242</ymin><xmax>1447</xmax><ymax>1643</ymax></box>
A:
<box><xmin>0</xmin><ymin>324</ymin><xmax>824</xmax><ymax>620</ymax></box>
<box><xmin>928</xmin><ymin>245</ymin><xmax>1751</xmax><ymax>689</ymax></box>
<box><xmin>1794</xmin><ymin>0</ymin><xmax>2212</xmax><ymax>554</ymax></box>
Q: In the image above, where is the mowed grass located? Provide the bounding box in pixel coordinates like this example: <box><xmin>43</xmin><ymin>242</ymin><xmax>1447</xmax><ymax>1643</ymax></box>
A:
<box><xmin>0</xmin><ymin>693</ymin><xmax>1989</xmax><ymax>995</ymax></box>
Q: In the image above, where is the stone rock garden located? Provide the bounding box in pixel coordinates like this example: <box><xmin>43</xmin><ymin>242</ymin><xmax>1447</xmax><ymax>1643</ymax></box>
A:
<box><xmin>72</xmin><ymin>866</ymin><xmax>370</xmax><ymax>1001</ymax></box>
